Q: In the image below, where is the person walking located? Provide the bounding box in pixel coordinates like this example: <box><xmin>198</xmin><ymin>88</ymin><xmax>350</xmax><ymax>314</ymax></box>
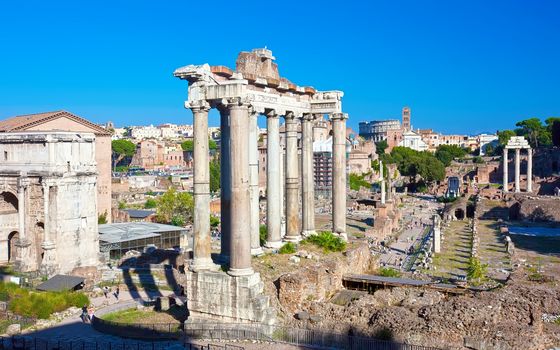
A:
<box><xmin>114</xmin><ymin>286</ymin><xmax>120</xmax><ymax>300</ymax></box>
<box><xmin>103</xmin><ymin>286</ymin><xmax>109</xmax><ymax>298</ymax></box>
<box><xmin>81</xmin><ymin>304</ymin><xmax>89</xmax><ymax>323</ymax></box>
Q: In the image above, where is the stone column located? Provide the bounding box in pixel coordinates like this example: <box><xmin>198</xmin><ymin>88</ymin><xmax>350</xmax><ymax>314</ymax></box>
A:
<box><xmin>433</xmin><ymin>215</ymin><xmax>441</xmax><ymax>253</ymax></box>
<box><xmin>284</xmin><ymin>112</ymin><xmax>301</xmax><ymax>242</ymax></box>
<box><xmin>331</xmin><ymin>113</ymin><xmax>347</xmax><ymax>240</ymax></box>
<box><xmin>249</xmin><ymin>109</ymin><xmax>263</xmax><ymax>255</ymax></box>
<box><xmin>301</xmin><ymin>113</ymin><xmax>316</xmax><ymax>237</ymax></box>
<box><xmin>219</xmin><ymin>107</ymin><xmax>231</xmax><ymax>262</ymax></box>
<box><xmin>515</xmin><ymin>148</ymin><xmax>521</xmax><ymax>193</ymax></box>
<box><xmin>265</xmin><ymin>110</ymin><xmax>282</xmax><ymax>248</ymax></box>
<box><xmin>41</xmin><ymin>180</ymin><xmax>56</xmax><ymax>276</ymax></box>
<box><xmin>190</xmin><ymin>102</ymin><xmax>217</xmax><ymax>271</ymax></box>
<box><xmin>527</xmin><ymin>148</ymin><xmax>533</xmax><ymax>193</ymax></box>
<box><xmin>280</xmin><ymin>148</ymin><xmax>286</xmax><ymax>238</ymax></box>
<box><xmin>503</xmin><ymin>148</ymin><xmax>508</xmax><ymax>193</ymax></box>
<box><xmin>380</xmin><ymin>160</ymin><xmax>386</xmax><ymax>204</ymax></box>
<box><xmin>228</xmin><ymin>102</ymin><xmax>253</xmax><ymax>277</ymax></box>
<box><xmin>15</xmin><ymin>178</ymin><xmax>31</xmax><ymax>271</ymax></box>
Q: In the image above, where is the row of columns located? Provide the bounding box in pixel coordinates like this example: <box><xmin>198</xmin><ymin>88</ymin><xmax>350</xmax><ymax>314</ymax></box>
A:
<box><xmin>189</xmin><ymin>100</ymin><xmax>347</xmax><ymax>277</ymax></box>
<box><xmin>503</xmin><ymin>148</ymin><xmax>533</xmax><ymax>193</ymax></box>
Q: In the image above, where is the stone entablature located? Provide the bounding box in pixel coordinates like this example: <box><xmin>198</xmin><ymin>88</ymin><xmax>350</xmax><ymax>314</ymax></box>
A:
<box><xmin>0</xmin><ymin>132</ymin><xmax>99</xmax><ymax>276</ymax></box>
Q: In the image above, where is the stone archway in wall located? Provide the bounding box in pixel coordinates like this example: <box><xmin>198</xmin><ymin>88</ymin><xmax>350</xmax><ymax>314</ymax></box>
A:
<box><xmin>455</xmin><ymin>208</ymin><xmax>465</xmax><ymax>220</ymax></box>
<box><xmin>0</xmin><ymin>191</ymin><xmax>18</xmax><ymax>212</ymax></box>
<box><xmin>8</xmin><ymin>231</ymin><xmax>18</xmax><ymax>263</ymax></box>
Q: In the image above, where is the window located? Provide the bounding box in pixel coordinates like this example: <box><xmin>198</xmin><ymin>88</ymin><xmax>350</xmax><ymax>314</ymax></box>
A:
<box><xmin>3</xmin><ymin>151</ymin><xmax>7</xmax><ymax>161</ymax></box>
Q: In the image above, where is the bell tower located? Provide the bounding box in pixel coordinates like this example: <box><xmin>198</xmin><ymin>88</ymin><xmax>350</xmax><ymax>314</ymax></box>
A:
<box><xmin>402</xmin><ymin>107</ymin><xmax>411</xmax><ymax>131</ymax></box>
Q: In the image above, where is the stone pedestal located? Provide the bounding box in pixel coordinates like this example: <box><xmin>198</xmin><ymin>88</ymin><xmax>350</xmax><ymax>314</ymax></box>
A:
<box><xmin>40</xmin><ymin>241</ymin><xmax>58</xmax><ymax>277</ymax></box>
<box><xmin>14</xmin><ymin>239</ymin><xmax>32</xmax><ymax>272</ymax></box>
<box><xmin>184</xmin><ymin>270</ymin><xmax>276</xmax><ymax>325</ymax></box>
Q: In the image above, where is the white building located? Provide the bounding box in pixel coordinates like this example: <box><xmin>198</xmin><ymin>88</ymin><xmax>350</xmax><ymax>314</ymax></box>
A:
<box><xmin>399</xmin><ymin>130</ymin><xmax>429</xmax><ymax>151</ymax></box>
<box><xmin>131</xmin><ymin>125</ymin><xmax>161</xmax><ymax>140</ymax></box>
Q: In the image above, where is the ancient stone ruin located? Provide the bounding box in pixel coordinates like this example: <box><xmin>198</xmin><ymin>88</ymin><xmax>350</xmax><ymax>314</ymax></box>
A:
<box><xmin>173</xmin><ymin>48</ymin><xmax>347</xmax><ymax>323</ymax></box>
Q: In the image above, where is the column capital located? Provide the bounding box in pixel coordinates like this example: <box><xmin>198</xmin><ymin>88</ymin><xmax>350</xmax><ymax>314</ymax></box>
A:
<box><xmin>330</xmin><ymin>112</ymin><xmax>348</xmax><ymax>121</ymax></box>
<box><xmin>218</xmin><ymin>97</ymin><xmax>251</xmax><ymax>111</ymax></box>
<box><xmin>283</xmin><ymin>111</ymin><xmax>297</xmax><ymax>122</ymax></box>
<box><xmin>301</xmin><ymin>113</ymin><xmax>315</xmax><ymax>122</ymax></box>
<box><xmin>188</xmin><ymin>100</ymin><xmax>211</xmax><ymax>112</ymax></box>
<box><xmin>17</xmin><ymin>177</ymin><xmax>30</xmax><ymax>190</ymax></box>
<box><xmin>265</xmin><ymin>109</ymin><xmax>279</xmax><ymax>119</ymax></box>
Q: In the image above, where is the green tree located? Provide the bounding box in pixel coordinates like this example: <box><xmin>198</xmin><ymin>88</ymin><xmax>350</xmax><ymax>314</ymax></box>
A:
<box><xmin>111</xmin><ymin>140</ymin><xmax>136</xmax><ymax>171</ymax></box>
<box><xmin>209</xmin><ymin>158</ymin><xmax>221</xmax><ymax>193</ymax></box>
<box><xmin>435</xmin><ymin>145</ymin><xmax>467</xmax><ymax>167</ymax></box>
<box><xmin>98</xmin><ymin>212</ymin><xmax>108</xmax><ymax>224</ymax></box>
<box><xmin>348</xmin><ymin>173</ymin><xmax>371</xmax><ymax>191</ymax></box>
<box><xmin>155</xmin><ymin>188</ymin><xmax>194</xmax><ymax>226</ymax></box>
<box><xmin>181</xmin><ymin>140</ymin><xmax>217</xmax><ymax>152</ymax></box>
<box><xmin>375</xmin><ymin>140</ymin><xmax>388</xmax><ymax>155</ymax></box>
<box><xmin>210</xmin><ymin>215</ymin><xmax>220</xmax><ymax>228</ymax></box>
<box><xmin>497</xmin><ymin>130</ymin><xmax>516</xmax><ymax>146</ymax></box>
<box><xmin>515</xmin><ymin>118</ymin><xmax>549</xmax><ymax>148</ymax></box>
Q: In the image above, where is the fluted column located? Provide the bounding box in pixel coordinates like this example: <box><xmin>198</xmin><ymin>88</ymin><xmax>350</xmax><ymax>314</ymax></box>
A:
<box><xmin>301</xmin><ymin>114</ymin><xmax>316</xmax><ymax>237</ymax></box>
<box><xmin>227</xmin><ymin>102</ymin><xmax>253</xmax><ymax>276</ymax></box>
<box><xmin>249</xmin><ymin>109</ymin><xmax>263</xmax><ymax>255</ymax></box>
<box><xmin>219</xmin><ymin>107</ymin><xmax>231</xmax><ymax>262</ymax></box>
<box><xmin>284</xmin><ymin>112</ymin><xmax>301</xmax><ymax>242</ymax></box>
<box><xmin>190</xmin><ymin>102</ymin><xmax>217</xmax><ymax>271</ymax></box>
<box><xmin>17</xmin><ymin>182</ymin><xmax>26</xmax><ymax>242</ymax></box>
<box><xmin>527</xmin><ymin>148</ymin><xmax>533</xmax><ymax>192</ymax></box>
<box><xmin>515</xmin><ymin>148</ymin><xmax>521</xmax><ymax>193</ymax></box>
<box><xmin>265</xmin><ymin>111</ymin><xmax>282</xmax><ymax>248</ymax></box>
<box><xmin>380</xmin><ymin>160</ymin><xmax>386</xmax><ymax>204</ymax></box>
<box><xmin>331</xmin><ymin>113</ymin><xmax>347</xmax><ymax>240</ymax></box>
<box><xmin>503</xmin><ymin>148</ymin><xmax>509</xmax><ymax>193</ymax></box>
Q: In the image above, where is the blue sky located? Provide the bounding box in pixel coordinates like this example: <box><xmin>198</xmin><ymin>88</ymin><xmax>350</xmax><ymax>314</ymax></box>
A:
<box><xmin>0</xmin><ymin>0</ymin><xmax>558</xmax><ymax>134</ymax></box>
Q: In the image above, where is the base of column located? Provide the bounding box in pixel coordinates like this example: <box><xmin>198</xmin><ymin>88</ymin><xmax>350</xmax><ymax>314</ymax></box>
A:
<box><xmin>301</xmin><ymin>230</ymin><xmax>316</xmax><ymax>237</ymax></box>
<box><xmin>334</xmin><ymin>232</ymin><xmax>348</xmax><ymax>242</ymax></box>
<box><xmin>251</xmin><ymin>247</ymin><xmax>264</xmax><ymax>256</ymax></box>
<box><xmin>190</xmin><ymin>258</ymin><xmax>220</xmax><ymax>272</ymax></box>
<box><xmin>264</xmin><ymin>240</ymin><xmax>283</xmax><ymax>249</ymax></box>
<box><xmin>227</xmin><ymin>267</ymin><xmax>254</xmax><ymax>277</ymax></box>
<box><xmin>283</xmin><ymin>235</ymin><xmax>301</xmax><ymax>243</ymax></box>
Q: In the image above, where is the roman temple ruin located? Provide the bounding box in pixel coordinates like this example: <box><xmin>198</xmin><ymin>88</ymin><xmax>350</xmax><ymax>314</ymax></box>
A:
<box><xmin>174</xmin><ymin>48</ymin><xmax>347</xmax><ymax>323</ymax></box>
<box><xmin>503</xmin><ymin>136</ymin><xmax>532</xmax><ymax>193</ymax></box>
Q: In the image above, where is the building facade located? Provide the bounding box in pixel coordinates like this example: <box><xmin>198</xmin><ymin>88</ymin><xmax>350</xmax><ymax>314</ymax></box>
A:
<box><xmin>0</xmin><ymin>132</ymin><xmax>99</xmax><ymax>276</ymax></box>
<box><xmin>0</xmin><ymin>111</ymin><xmax>112</xmax><ymax>221</ymax></box>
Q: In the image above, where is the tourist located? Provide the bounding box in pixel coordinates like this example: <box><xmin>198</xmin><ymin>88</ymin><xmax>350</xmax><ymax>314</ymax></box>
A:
<box><xmin>81</xmin><ymin>304</ymin><xmax>89</xmax><ymax>323</ymax></box>
<box><xmin>87</xmin><ymin>305</ymin><xmax>95</xmax><ymax>322</ymax></box>
<box><xmin>114</xmin><ymin>286</ymin><xmax>120</xmax><ymax>300</ymax></box>
<box><xmin>103</xmin><ymin>286</ymin><xmax>109</xmax><ymax>298</ymax></box>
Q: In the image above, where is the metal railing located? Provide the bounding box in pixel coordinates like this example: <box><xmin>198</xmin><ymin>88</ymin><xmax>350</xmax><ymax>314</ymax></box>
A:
<box><xmin>91</xmin><ymin>318</ymin><xmax>443</xmax><ymax>350</ymax></box>
<box><xmin>0</xmin><ymin>336</ymin><xmax>244</xmax><ymax>350</ymax></box>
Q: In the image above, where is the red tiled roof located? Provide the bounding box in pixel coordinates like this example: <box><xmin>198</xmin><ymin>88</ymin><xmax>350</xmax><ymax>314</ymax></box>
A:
<box><xmin>0</xmin><ymin>110</ymin><xmax>111</xmax><ymax>136</ymax></box>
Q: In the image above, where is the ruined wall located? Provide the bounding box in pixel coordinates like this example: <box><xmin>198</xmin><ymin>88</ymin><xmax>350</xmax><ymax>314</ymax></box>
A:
<box><xmin>510</xmin><ymin>196</ymin><xmax>560</xmax><ymax>222</ymax></box>
<box><xmin>278</xmin><ymin>243</ymin><xmax>373</xmax><ymax>313</ymax></box>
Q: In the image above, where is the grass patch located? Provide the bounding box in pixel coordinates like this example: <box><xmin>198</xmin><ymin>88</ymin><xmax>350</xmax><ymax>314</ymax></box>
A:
<box><xmin>101</xmin><ymin>308</ymin><xmax>146</xmax><ymax>323</ymax></box>
<box><xmin>279</xmin><ymin>242</ymin><xmax>296</xmax><ymax>254</ymax></box>
<box><xmin>0</xmin><ymin>282</ymin><xmax>89</xmax><ymax>319</ymax></box>
<box><xmin>377</xmin><ymin>267</ymin><xmax>401</xmax><ymax>278</ymax></box>
<box><xmin>301</xmin><ymin>231</ymin><xmax>346</xmax><ymax>253</ymax></box>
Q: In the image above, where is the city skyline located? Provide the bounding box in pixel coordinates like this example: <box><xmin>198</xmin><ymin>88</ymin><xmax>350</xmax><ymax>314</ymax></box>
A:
<box><xmin>0</xmin><ymin>1</ymin><xmax>558</xmax><ymax>134</ymax></box>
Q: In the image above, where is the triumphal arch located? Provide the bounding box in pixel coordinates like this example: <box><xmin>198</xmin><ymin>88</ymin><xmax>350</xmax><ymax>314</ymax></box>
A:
<box><xmin>174</xmin><ymin>48</ymin><xmax>347</xmax><ymax>323</ymax></box>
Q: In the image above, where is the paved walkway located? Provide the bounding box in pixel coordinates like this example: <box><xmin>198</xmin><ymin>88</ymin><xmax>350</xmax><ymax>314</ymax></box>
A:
<box><xmin>25</xmin><ymin>288</ymin><xmax>177</xmax><ymax>342</ymax></box>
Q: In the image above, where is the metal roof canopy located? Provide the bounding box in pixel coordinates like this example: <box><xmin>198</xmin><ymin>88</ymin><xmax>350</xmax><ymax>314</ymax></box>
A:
<box><xmin>36</xmin><ymin>274</ymin><xmax>85</xmax><ymax>292</ymax></box>
<box><xmin>98</xmin><ymin>222</ymin><xmax>187</xmax><ymax>244</ymax></box>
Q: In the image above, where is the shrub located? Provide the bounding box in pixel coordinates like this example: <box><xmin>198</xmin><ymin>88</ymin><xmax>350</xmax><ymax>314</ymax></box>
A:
<box><xmin>302</xmin><ymin>231</ymin><xmax>346</xmax><ymax>252</ymax></box>
<box><xmin>378</xmin><ymin>267</ymin><xmax>401</xmax><ymax>278</ymax></box>
<box><xmin>144</xmin><ymin>198</ymin><xmax>157</xmax><ymax>209</ymax></box>
<box><xmin>2</xmin><ymin>281</ymin><xmax>90</xmax><ymax>319</ymax></box>
<box><xmin>210</xmin><ymin>216</ymin><xmax>220</xmax><ymax>228</ymax></box>
<box><xmin>279</xmin><ymin>242</ymin><xmax>296</xmax><ymax>254</ymax></box>
<box><xmin>467</xmin><ymin>257</ymin><xmax>488</xmax><ymax>284</ymax></box>
<box><xmin>259</xmin><ymin>225</ymin><xmax>267</xmax><ymax>246</ymax></box>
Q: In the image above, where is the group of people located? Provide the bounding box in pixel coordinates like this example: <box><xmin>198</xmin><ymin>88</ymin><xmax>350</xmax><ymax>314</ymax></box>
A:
<box><xmin>80</xmin><ymin>285</ymin><xmax>121</xmax><ymax>323</ymax></box>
